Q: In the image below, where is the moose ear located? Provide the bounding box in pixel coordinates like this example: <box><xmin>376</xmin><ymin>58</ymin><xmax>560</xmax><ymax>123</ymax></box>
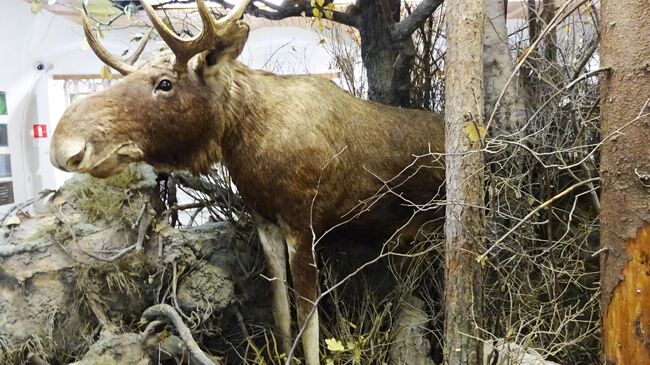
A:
<box><xmin>195</xmin><ymin>22</ymin><xmax>250</xmax><ymax>70</ymax></box>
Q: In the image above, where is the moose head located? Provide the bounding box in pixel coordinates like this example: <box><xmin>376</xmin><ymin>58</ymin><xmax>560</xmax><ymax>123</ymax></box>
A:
<box><xmin>50</xmin><ymin>0</ymin><xmax>252</xmax><ymax>178</ymax></box>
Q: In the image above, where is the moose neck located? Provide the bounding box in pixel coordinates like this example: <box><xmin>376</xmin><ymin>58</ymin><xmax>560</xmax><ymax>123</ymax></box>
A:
<box><xmin>197</xmin><ymin>60</ymin><xmax>268</xmax><ymax>170</ymax></box>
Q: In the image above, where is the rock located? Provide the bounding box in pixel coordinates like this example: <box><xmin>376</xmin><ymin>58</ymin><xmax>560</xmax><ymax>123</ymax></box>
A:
<box><xmin>389</xmin><ymin>295</ymin><xmax>436</xmax><ymax>365</ymax></box>
<box><xmin>68</xmin><ymin>332</ymin><xmax>147</xmax><ymax>365</ymax></box>
<box><xmin>177</xmin><ymin>262</ymin><xmax>234</xmax><ymax>313</ymax></box>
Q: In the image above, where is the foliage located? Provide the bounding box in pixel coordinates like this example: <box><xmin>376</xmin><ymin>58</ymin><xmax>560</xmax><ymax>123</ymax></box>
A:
<box><xmin>70</xmin><ymin>164</ymin><xmax>156</xmax><ymax>224</ymax></box>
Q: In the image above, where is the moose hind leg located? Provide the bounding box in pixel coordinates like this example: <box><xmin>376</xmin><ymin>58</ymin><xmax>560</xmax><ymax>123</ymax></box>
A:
<box><xmin>286</xmin><ymin>234</ymin><xmax>320</xmax><ymax>365</ymax></box>
<box><xmin>256</xmin><ymin>222</ymin><xmax>293</xmax><ymax>358</ymax></box>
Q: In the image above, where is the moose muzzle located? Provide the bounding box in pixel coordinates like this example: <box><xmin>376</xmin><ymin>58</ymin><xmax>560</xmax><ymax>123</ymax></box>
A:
<box><xmin>50</xmin><ymin>136</ymin><xmax>88</xmax><ymax>172</ymax></box>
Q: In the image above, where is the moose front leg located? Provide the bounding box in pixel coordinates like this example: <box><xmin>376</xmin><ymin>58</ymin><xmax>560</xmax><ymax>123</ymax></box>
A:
<box><xmin>286</xmin><ymin>233</ymin><xmax>320</xmax><ymax>365</ymax></box>
<box><xmin>255</xmin><ymin>220</ymin><xmax>293</xmax><ymax>358</ymax></box>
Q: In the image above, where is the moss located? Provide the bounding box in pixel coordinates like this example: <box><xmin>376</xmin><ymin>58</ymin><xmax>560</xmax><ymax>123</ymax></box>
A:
<box><xmin>70</xmin><ymin>164</ymin><xmax>156</xmax><ymax>224</ymax></box>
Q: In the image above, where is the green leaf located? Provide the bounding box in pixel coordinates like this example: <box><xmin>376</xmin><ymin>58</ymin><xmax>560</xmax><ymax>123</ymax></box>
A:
<box><xmin>162</xmin><ymin>16</ymin><xmax>174</xmax><ymax>32</ymax></box>
<box><xmin>31</xmin><ymin>0</ymin><xmax>42</xmax><ymax>14</ymax></box>
<box><xmin>352</xmin><ymin>347</ymin><xmax>362</xmax><ymax>364</ymax></box>
<box><xmin>316</xmin><ymin>0</ymin><xmax>325</xmax><ymax>6</ymax></box>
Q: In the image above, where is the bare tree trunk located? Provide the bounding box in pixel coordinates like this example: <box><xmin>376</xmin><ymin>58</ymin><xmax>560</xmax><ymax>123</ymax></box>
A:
<box><xmin>358</xmin><ymin>0</ymin><xmax>414</xmax><ymax>107</ymax></box>
<box><xmin>541</xmin><ymin>0</ymin><xmax>555</xmax><ymax>63</ymax></box>
<box><xmin>483</xmin><ymin>0</ymin><xmax>527</xmax><ymax>134</ymax></box>
<box><xmin>599</xmin><ymin>1</ymin><xmax>650</xmax><ymax>364</ymax></box>
<box><xmin>482</xmin><ymin>0</ymin><xmax>532</xmax><ymax>242</ymax></box>
<box><xmin>443</xmin><ymin>0</ymin><xmax>485</xmax><ymax>364</ymax></box>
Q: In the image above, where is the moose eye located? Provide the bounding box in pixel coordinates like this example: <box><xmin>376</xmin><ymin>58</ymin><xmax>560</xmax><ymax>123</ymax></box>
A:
<box><xmin>156</xmin><ymin>79</ymin><xmax>173</xmax><ymax>92</ymax></box>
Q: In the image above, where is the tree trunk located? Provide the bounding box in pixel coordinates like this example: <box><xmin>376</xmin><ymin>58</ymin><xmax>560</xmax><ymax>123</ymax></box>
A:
<box><xmin>483</xmin><ymin>0</ymin><xmax>532</xmax><ymax>241</ymax></box>
<box><xmin>358</xmin><ymin>0</ymin><xmax>414</xmax><ymax>107</ymax></box>
<box><xmin>541</xmin><ymin>0</ymin><xmax>556</xmax><ymax>63</ymax></box>
<box><xmin>483</xmin><ymin>0</ymin><xmax>527</xmax><ymax>134</ymax></box>
<box><xmin>443</xmin><ymin>0</ymin><xmax>485</xmax><ymax>364</ymax></box>
<box><xmin>599</xmin><ymin>1</ymin><xmax>650</xmax><ymax>364</ymax></box>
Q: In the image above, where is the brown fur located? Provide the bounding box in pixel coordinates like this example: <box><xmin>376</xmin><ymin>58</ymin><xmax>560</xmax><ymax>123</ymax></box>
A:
<box><xmin>50</xmin><ymin>15</ymin><xmax>445</xmax><ymax>365</ymax></box>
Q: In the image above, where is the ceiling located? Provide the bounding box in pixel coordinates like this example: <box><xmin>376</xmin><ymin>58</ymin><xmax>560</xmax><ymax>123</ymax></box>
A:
<box><xmin>24</xmin><ymin>0</ymin><xmax>536</xmax><ymax>26</ymax></box>
<box><xmin>23</xmin><ymin>0</ymin><xmax>334</xmax><ymax>31</ymax></box>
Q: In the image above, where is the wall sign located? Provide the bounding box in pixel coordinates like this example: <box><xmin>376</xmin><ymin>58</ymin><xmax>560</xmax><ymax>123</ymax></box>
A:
<box><xmin>0</xmin><ymin>125</ymin><xmax>7</xmax><ymax>146</ymax></box>
<box><xmin>0</xmin><ymin>181</ymin><xmax>13</xmax><ymax>205</ymax></box>
<box><xmin>0</xmin><ymin>154</ymin><xmax>10</xmax><ymax>178</ymax></box>
<box><xmin>33</xmin><ymin>124</ymin><xmax>47</xmax><ymax>138</ymax></box>
<box><xmin>0</xmin><ymin>91</ymin><xmax>6</xmax><ymax>115</ymax></box>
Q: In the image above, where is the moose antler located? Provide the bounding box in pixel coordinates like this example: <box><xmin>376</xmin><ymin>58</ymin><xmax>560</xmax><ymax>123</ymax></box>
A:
<box><xmin>140</xmin><ymin>0</ymin><xmax>251</xmax><ymax>71</ymax></box>
<box><xmin>82</xmin><ymin>9</ymin><xmax>154</xmax><ymax>75</ymax></box>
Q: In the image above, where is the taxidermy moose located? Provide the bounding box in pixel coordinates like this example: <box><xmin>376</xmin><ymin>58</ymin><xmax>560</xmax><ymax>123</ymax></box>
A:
<box><xmin>50</xmin><ymin>0</ymin><xmax>445</xmax><ymax>363</ymax></box>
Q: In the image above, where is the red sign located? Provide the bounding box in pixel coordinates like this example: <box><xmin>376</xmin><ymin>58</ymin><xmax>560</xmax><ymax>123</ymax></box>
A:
<box><xmin>33</xmin><ymin>124</ymin><xmax>47</xmax><ymax>138</ymax></box>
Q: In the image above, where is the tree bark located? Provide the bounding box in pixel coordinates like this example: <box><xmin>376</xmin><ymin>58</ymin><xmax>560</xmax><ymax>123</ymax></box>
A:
<box><xmin>599</xmin><ymin>1</ymin><xmax>650</xmax><ymax>364</ymax></box>
<box><xmin>541</xmin><ymin>0</ymin><xmax>556</xmax><ymax>63</ymax></box>
<box><xmin>483</xmin><ymin>0</ymin><xmax>527</xmax><ymax>134</ymax></box>
<box><xmin>358</xmin><ymin>0</ymin><xmax>413</xmax><ymax>106</ymax></box>
<box><xmin>482</xmin><ymin>0</ymin><xmax>532</xmax><ymax>243</ymax></box>
<box><xmin>443</xmin><ymin>0</ymin><xmax>485</xmax><ymax>364</ymax></box>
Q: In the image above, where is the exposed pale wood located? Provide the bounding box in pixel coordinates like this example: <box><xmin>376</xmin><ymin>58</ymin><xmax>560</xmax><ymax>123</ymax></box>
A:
<box><xmin>602</xmin><ymin>225</ymin><xmax>650</xmax><ymax>364</ymax></box>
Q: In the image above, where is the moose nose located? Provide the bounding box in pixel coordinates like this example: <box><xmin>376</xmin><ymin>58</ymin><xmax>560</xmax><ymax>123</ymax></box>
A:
<box><xmin>51</xmin><ymin>138</ymin><xmax>88</xmax><ymax>172</ymax></box>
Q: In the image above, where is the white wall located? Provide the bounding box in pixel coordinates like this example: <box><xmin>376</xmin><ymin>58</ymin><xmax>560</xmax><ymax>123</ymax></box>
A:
<box><xmin>243</xmin><ymin>26</ymin><xmax>334</xmax><ymax>75</ymax></box>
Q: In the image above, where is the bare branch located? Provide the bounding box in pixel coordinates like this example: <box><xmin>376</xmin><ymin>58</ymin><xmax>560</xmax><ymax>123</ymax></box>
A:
<box><xmin>392</xmin><ymin>0</ymin><xmax>443</xmax><ymax>41</ymax></box>
<box><xmin>248</xmin><ymin>2</ymin><xmax>359</xmax><ymax>27</ymax></box>
<box><xmin>141</xmin><ymin>304</ymin><xmax>223</xmax><ymax>365</ymax></box>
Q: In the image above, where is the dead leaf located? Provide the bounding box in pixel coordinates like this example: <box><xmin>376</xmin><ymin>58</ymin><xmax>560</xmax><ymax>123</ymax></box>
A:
<box><xmin>99</xmin><ymin>65</ymin><xmax>112</xmax><ymax>79</ymax></box>
<box><xmin>31</xmin><ymin>0</ymin><xmax>42</xmax><ymax>14</ymax></box>
<box><xmin>325</xmin><ymin>338</ymin><xmax>345</xmax><ymax>353</ymax></box>
<box><xmin>463</xmin><ymin>123</ymin><xmax>486</xmax><ymax>142</ymax></box>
